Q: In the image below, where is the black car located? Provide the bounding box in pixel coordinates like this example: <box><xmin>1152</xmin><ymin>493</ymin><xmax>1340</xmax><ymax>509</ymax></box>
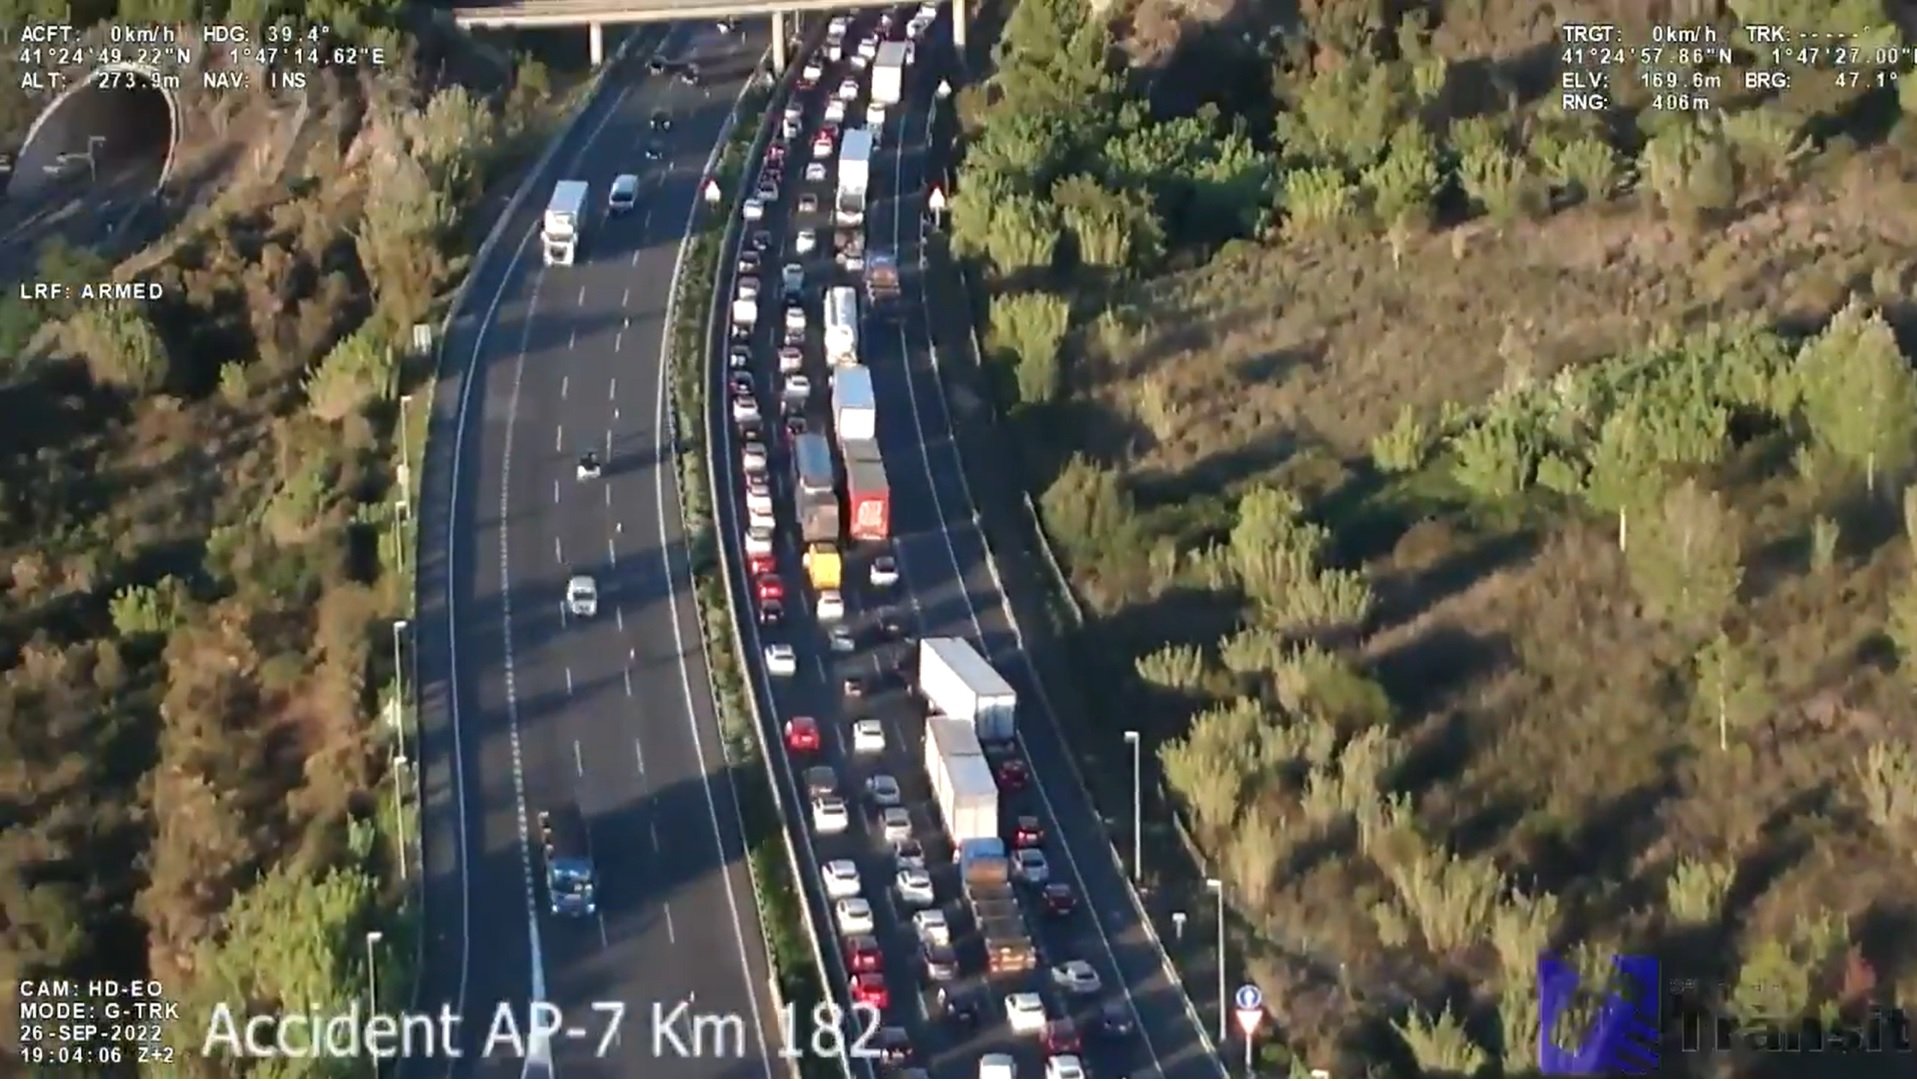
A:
<box><xmin>759</xmin><ymin>598</ymin><xmax>785</xmax><ymax>626</ymax></box>
<box><xmin>784</xmin><ymin>414</ymin><xmax>807</xmax><ymax>438</ymax></box>
<box><xmin>1099</xmin><ymin>1000</ymin><xmax>1136</xmax><ymax>1037</ymax></box>
<box><xmin>644</xmin><ymin>142</ymin><xmax>663</xmax><ymax>160</ymax></box>
<box><xmin>648</xmin><ymin>57</ymin><xmax>668</xmax><ymax>74</ymax></box>
<box><xmin>843</xmin><ymin>676</ymin><xmax>865</xmax><ymax>698</ymax></box>
<box><xmin>738</xmin><ymin>250</ymin><xmax>762</xmax><ymax>275</ymax></box>
<box><xmin>919</xmin><ymin>942</ymin><xmax>959</xmax><ymax>982</ymax></box>
<box><xmin>931</xmin><ymin>986</ymin><xmax>978</xmax><ymax>1025</ymax></box>
<box><xmin>679</xmin><ymin>64</ymin><xmax>700</xmax><ymax>85</ymax></box>
<box><xmin>876</xmin><ymin>1026</ymin><xmax>913</xmax><ymax>1066</ymax></box>
<box><xmin>750</xmin><ymin>229</ymin><xmax>773</xmax><ymax>252</ymax></box>
<box><xmin>650</xmin><ymin>109</ymin><xmax>672</xmax><ymax>131</ymax></box>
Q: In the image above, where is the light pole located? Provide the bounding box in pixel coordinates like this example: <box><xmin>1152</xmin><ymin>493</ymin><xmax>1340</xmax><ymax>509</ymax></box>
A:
<box><xmin>391</xmin><ymin>619</ymin><xmax>409</xmax><ymax>880</ymax></box>
<box><xmin>396</xmin><ymin>392</ymin><xmax>412</xmax><ymax>584</ymax></box>
<box><xmin>1122</xmin><ymin>730</ymin><xmax>1142</xmax><ymax>883</ymax></box>
<box><xmin>364</xmin><ymin>929</ymin><xmax>383</xmax><ymax>1077</ymax></box>
<box><xmin>1207</xmin><ymin>876</ymin><xmax>1226</xmax><ymax>1044</ymax></box>
<box><xmin>85</xmin><ymin>136</ymin><xmax>105</xmax><ymax>182</ymax></box>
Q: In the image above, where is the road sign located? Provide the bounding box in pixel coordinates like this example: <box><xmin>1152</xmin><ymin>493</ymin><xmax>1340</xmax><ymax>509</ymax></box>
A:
<box><xmin>1233</xmin><ymin>983</ymin><xmax>1265</xmax><ymax>1039</ymax></box>
<box><xmin>927</xmin><ymin>185</ymin><xmax>946</xmax><ymax>212</ymax></box>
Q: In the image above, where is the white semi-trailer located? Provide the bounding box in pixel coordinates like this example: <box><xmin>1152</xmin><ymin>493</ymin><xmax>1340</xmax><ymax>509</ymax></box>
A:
<box><xmin>918</xmin><ymin>637</ymin><xmax>1018</xmax><ymax>743</ymax></box>
<box><xmin>543</xmin><ymin>180</ymin><xmax>588</xmax><ymax>265</ymax></box>
<box><xmin>825</xmin><ymin>285</ymin><xmax>859</xmax><ymax>364</ymax></box>
<box><xmin>832</xmin><ymin>364</ymin><xmax>876</xmax><ymax>443</ymax></box>
<box><xmin>872</xmin><ymin>41</ymin><xmax>908</xmax><ymax>106</ymax></box>
<box><xmin>925</xmin><ymin>716</ymin><xmax>998</xmax><ymax>846</ymax></box>
<box><xmin>835</xmin><ymin>129</ymin><xmax>873</xmax><ymax>226</ymax></box>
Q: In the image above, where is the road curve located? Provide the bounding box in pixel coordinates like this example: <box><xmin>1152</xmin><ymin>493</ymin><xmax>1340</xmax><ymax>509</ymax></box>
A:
<box><xmin>413</xmin><ymin>24</ymin><xmax>783</xmax><ymax>1079</ymax></box>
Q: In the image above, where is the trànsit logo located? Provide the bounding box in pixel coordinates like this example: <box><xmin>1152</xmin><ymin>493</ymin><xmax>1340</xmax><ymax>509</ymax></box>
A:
<box><xmin>1537</xmin><ymin>951</ymin><xmax>1662</xmax><ymax>1076</ymax></box>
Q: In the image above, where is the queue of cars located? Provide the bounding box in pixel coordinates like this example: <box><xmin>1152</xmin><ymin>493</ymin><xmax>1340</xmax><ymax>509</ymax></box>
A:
<box><xmin>719</xmin><ymin>11</ymin><xmax>1136</xmax><ymax>1080</ymax></box>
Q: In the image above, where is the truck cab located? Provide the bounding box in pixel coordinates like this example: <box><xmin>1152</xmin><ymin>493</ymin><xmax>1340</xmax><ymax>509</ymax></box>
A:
<box><xmin>540</xmin><ymin>803</ymin><xmax>596</xmax><ymax>916</ymax></box>
<box><xmin>543</xmin><ymin>180</ymin><xmax>588</xmax><ymax>265</ymax></box>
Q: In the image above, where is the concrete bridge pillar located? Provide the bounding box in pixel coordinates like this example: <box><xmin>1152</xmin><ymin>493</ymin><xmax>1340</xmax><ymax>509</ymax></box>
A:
<box><xmin>589</xmin><ymin>21</ymin><xmax>605</xmax><ymax>66</ymax></box>
<box><xmin>771</xmin><ymin>11</ymin><xmax>788</xmax><ymax>74</ymax></box>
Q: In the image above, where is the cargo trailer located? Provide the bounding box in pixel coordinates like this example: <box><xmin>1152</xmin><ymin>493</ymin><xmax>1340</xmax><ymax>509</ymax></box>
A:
<box><xmin>833</xmin><ymin>365</ymin><xmax>877</xmax><ymax>443</ymax></box>
<box><xmin>924</xmin><ymin>716</ymin><xmax>997</xmax><ymax>846</ymax></box>
<box><xmin>843</xmin><ymin>446</ymin><xmax>891</xmax><ymax>542</ymax></box>
<box><xmin>918</xmin><ymin>637</ymin><xmax>1018</xmax><ymax>743</ymax></box>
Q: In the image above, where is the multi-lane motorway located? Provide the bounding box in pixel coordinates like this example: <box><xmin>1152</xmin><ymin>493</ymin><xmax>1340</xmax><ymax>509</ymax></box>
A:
<box><xmin>414</xmin><ymin>23</ymin><xmax>782</xmax><ymax>1078</ymax></box>
<box><xmin>0</xmin><ymin>159</ymin><xmax>157</xmax><ymax>284</ymax></box>
<box><xmin>711</xmin><ymin>12</ymin><xmax>1223</xmax><ymax>1078</ymax></box>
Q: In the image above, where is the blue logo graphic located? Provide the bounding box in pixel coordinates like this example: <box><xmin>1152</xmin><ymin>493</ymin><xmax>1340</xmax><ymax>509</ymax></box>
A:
<box><xmin>1234</xmin><ymin>984</ymin><xmax>1264</xmax><ymax>1012</ymax></box>
<box><xmin>1538</xmin><ymin>952</ymin><xmax>1662</xmax><ymax>1076</ymax></box>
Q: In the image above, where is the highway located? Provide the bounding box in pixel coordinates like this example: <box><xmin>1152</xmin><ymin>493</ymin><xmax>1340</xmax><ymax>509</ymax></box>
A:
<box><xmin>0</xmin><ymin>159</ymin><xmax>158</xmax><ymax>284</ymax></box>
<box><xmin>710</xmin><ymin>10</ymin><xmax>1222</xmax><ymax>1078</ymax></box>
<box><xmin>413</xmin><ymin>23</ymin><xmax>782</xmax><ymax>1079</ymax></box>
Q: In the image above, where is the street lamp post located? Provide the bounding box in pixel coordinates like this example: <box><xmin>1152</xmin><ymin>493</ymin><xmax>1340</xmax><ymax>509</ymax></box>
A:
<box><xmin>1207</xmin><ymin>876</ymin><xmax>1226</xmax><ymax>1044</ymax></box>
<box><xmin>391</xmin><ymin>619</ymin><xmax>409</xmax><ymax>880</ymax></box>
<box><xmin>85</xmin><ymin>136</ymin><xmax>105</xmax><ymax>182</ymax></box>
<box><xmin>364</xmin><ymin>930</ymin><xmax>384</xmax><ymax>1077</ymax></box>
<box><xmin>1122</xmin><ymin>730</ymin><xmax>1142</xmax><ymax>884</ymax></box>
<box><xmin>396</xmin><ymin>393</ymin><xmax>412</xmax><ymax>584</ymax></box>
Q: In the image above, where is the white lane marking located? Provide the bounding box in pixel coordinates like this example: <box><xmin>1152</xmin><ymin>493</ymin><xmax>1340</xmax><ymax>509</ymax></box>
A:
<box><xmin>623</xmin><ymin>287</ymin><xmax>632</xmax><ymax>307</ymax></box>
<box><xmin>651</xmin><ymin>182</ymin><xmax>773</xmax><ymax>1064</ymax></box>
<box><xmin>554</xmin><ymin>537</ymin><xmax>564</xmax><ymax>564</ymax></box>
<box><xmin>605</xmin><ymin>429</ymin><xmax>613</xmax><ymax>461</ymax></box>
<box><xmin>554</xmin><ymin>424</ymin><xmax>563</xmax><ymax>452</ymax></box>
<box><xmin>615</xmin><ymin>328</ymin><xmax>624</xmax><ymax>353</ymax></box>
<box><xmin>624</xmin><ymin>666</ymin><xmax>635</xmax><ymax>696</ymax></box>
<box><xmin>569</xmin><ymin>328</ymin><xmax>577</xmax><ymax>350</ymax></box>
<box><xmin>631</xmin><ymin>249</ymin><xmax>642</xmax><ymax>267</ymax></box>
<box><xmin>633</xmin><ymin>736</ymin><xmax>645</xmax><ymax>774</ymax></box>
<box><xmin>664</xmin><ymin>902</ymin><xmax>677</xmax><ymax>944</ymax></box>
<box><xmin>616</xmin><ymin>605</ymin><xmax>626</xmax><ymax>632</ymax></box>
<box><xmin>553</xmin><ymin>479</ymin><xmax>560</xmax><ymax>504</ymax></box>
<box><xmin>577</xmin><ymin>285</ymin><xmax>587</xmax><ymax>307</ymax></box>
<box><xmin>574</xmin><ymin>738</ymin><xmax>584</xmax><ymax>775</ymax></box>
<box><xmin>565</xmin><ymin>666</ymin><xmax>575</xmax><ymax>696</ymax></box>
<box><xmin>650</xmin><ymin>819</ymin><xmax>661</xmax><ymax>852</ymax></box>
<box><xmin>605</xmin><ymin>482</ymin><xmax>613</xmax><ymax>507</ymax></box>
<box><xmin>609</xmin><ymin>377</ymin><xmax>618</xmax><ymax>399</ymax></box>
<box><xmin>888</xmin><ymin>83</ymin><xmax>1177</xmax><ymax>1075</ymax></box>
<box><xmin>561</xmin><ymin>374</ymin><xmax>569</xmax><ymax>399</ymax></box>
<box><xmin>607</xmin><ymin>535</ymin><xmax>618</xmax><ymax>568</ymax></box>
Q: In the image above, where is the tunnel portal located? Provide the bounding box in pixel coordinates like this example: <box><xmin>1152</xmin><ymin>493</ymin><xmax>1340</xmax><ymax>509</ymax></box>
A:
<box><xmin>9</xmin><ymin>63</ymin><xmax>179</xmax><ymax>202</ymax></box>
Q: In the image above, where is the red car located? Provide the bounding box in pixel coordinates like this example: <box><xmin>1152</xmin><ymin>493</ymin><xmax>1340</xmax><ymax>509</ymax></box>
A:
<box><xmin>996</xmin><ymin>757</ymin><xmax>1029</xmax><ymax>790</ymax></box>
<box><xmin>1013</xmin><ymin>815</ymin><xmax>1044</xmax><ymax>848</ymax></box>
<box><xmin>784</xmin><ymin>716</ymin><xmax>821</xmax><ymax>754</ymax></box>
<box><xmin>1043</xmin><ymin>882</ymin><xmax>1077</xmax><ymax>915</ymax></box>
<box><xmin>849</xmin><ymin>972</ymin><xmax>889</xmax><ymax>1010</ymax></box>
<box><xmin>748</xmin><ymin>551</ymin><xmax>776</xmax><ymax>576</ymax></box>
<box><xmin>1041</xmin><ymin>1018</ymin><xmax>1081</xmax><ymax>1054</ymax></box>
<box><xmin>755</xmin><ymin>574</ymin><xmax>784</xmax><ymax>602</ymax></box>
<box><xmin>843</xmin><ymin>933</ymin><xmax>882</xmax><ymax>973</ymax></box>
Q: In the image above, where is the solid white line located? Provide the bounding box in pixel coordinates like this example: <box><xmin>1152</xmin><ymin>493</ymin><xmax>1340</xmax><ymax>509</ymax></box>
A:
<box><xmin>652</xmin><ymin>181</ymin><xmax>773</xmax><ymax>1064</ymax></box>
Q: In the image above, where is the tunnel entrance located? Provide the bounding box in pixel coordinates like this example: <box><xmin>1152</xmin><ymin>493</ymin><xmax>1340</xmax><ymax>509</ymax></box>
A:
<box><xmin>8</xmin><ymin>64</ymin><xmax>179</xmax><ymax>203</ymax></box>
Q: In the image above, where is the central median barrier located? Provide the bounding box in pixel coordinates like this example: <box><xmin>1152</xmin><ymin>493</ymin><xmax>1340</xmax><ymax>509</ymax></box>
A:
<box><xmin>659</xmin><ymin>25</ymin><xmax>858</xmax><ymax>1081</ymax></box>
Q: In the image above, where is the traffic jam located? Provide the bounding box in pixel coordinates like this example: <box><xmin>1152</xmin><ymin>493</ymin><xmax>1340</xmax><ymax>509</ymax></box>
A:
<box><xmin>717</xmin><ymin>7</ymin><xmax>1137</xmax><ymax>1078</ymax></box>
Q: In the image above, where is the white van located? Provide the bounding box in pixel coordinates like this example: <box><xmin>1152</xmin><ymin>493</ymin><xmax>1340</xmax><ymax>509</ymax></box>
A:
<box><xmin>607</xmin><ymin>174</ymin><xmax>640</xmax><ymax>215</ymax></box>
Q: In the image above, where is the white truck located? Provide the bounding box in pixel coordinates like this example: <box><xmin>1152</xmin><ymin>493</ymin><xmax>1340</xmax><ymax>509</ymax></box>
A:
<box><xmin>543</xmin><ymin>180</ymin><xmax>588</xmax><ymax>266</ymax></box>
<box><xmin>925</xmin><ymin>715</ymin><xmax>998</xmax><ymax>846</ymax></box>
<box><xmin>836</xmin><ymin>128</ymin><xmax>873</xmax><ymax>226</ymax></box>
<box><xmin>919</xmin><ymin>637</ymin><xmax>1018</xmax><ymax>743</ymax></box>
<box><xmin>833</xmin><ymin>364</ymin><xmax>876</xmax><ymax>443</ymax></box>
<box><xmin>872</xmin><ymin>41</ymin><xmax>908</xmax><ymax>106</ymax></box>
<box><xmin>825</xmin><ymin>286</ymin><xmax>859</xmax><ymax>364</ymax></box>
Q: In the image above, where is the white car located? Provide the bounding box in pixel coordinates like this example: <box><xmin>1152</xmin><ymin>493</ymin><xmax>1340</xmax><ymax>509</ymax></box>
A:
<box><xmin>731</xmin><ymin>396</ymin><xmax>760</xmax><ymax>424</ymax></box>
<box><xmin>913</xmin><ymin>907</ymin><xmax>950</xmax><ymax>946</ymax></box>
<box><xmin>857</xmin><ymin>36</ymin><xmax>879</xmax><ymax>60</ymax></box>
<box><xmin>802</xmin><ymin>60</ymin><xmax>824</xmax><ymax>82</ymax></box>
<box><xmin>1046</xmin><ymin>1056</ymin><xmax>1087</xmax><ymax>1081</ymax></box>
<box><xmin>828</xmin><ymin>627</ymin><xmax>856</xmax><ymax>653</ymax></box>
<box><xmin>1005</xmin><ymin>992</ymin><xmax>1048</xmax><ymax>1034</ymax></box>
<box><xmin>764</xmin><ymin>643</ymin><xmax>798</xmax><ymax>677</ymax></box>
<box><xmin>782</xmin><ymin>263</ymin><xmax>805</xmax><ymax>295</ymax></box>
<box><xmin>880</xmin><ymin>805</ymin><xmax>912</xmax><ymax>843</ymax></box>
<box><xmin>837</xmin><ymin>78</ymin><xmax>860</xmax><ymax>102</ymax></box>
<box><xmin>822</xmin><ymin>859</ymin><xmax>861</xmax><ymax>899</ymax></box>
<box><xmin>866</xmin><ymin>103</ymin><xmax>886</xmax><ymax>129</ymax></box>
<box><xmin>565</xmin><ymin>575</ymin><xmax>599</xmax><ymax>617</ymax></box>
<box><xmin>980</xmin><ymin>1054</ymin><xmax>1017</xmax><ymax>1080</ymax></box>
<box><xmin>778</xmin><ymin>345</ymin><xmax>805</xmax><ymax>373</ymax></box>
<box><xmin>746</xmin><ymin>481</ymin><xmax>774</xmax><ymax>517</ymax></box>
<box><xmin>784</xmin><ymin>305</ymin><xmax>807</xmax><ymax>333</ymax></box>
<box><xmin>812</xmin><ymin>795</ymin><xmax>850</xmax><ymax>834</ymax></box>
<box><xmin>918</xmin><ymin>2</ymin><xmax>938</xmax><ymax>19</ymax></box>
<box><xmin>867</xmin><ymin>773</ymin><xmax>901</xmax><ymax>806</ymax></box>
<box><xmin>869</xmin><ymin>555</ymin><xmax>899</xmax><ymax>588</ymax></box>
<box><xmin>1015</xmin><ymin>847</ymin><xmax>1051</xmax><ymax>884</ymax></box>
<box><xmin>795</xmin><ymin>227</ymin><xmax>819</xmax><ymax>254</ymax></box>
<box><xmin>835</xmin><ymin>896</ymin><xmax>875</xmax><ymax>935</ymax></box>
<box><xmin>1012</xmin><ymin>847</ymin><xmax>1058</xmax><ymax>881</ymax></box>
<box><xmin>816</xmin><ymin>589</ymin><xmax>846</xmax><ymax>622</ymax></box>
<box><xmin>745</xmin><ymin>526</ymin><xmax>774</xmax><ymax>557</ymax></box>
<box><xmin>748</xmin><ymin>508</ymin><xmax>777</xmax><ymax>534</ymax></box>
<box><xmin>781</xmin><ymin>114</ymin><xmax>802</xmax><ymax>139</ymax></box>
<box><xmin>852</xmin><ymin>718</ymin><xmax>886</xmax><ymax>754</ymax></box>
<box><xmin>1050</xmin><ymin>959</ymin><xmax>1102</xmax><ymax>995</ymax></box>
<box><xmin>804</xmin><ymin>161</ymin><xmax>828</xmax><ymax>182</ymax></box>
<box><xmin>741</xmin><ymin>441</ymin><xmax>768</xmax><ymax>474</ymax></box>
<box><xmin>895</xmin><ymin>868</ymin><xmax>935</xmax><ymax>907</ymax></box>
<box><xmin>737</xmin><ymin>275</ymin><xmax>760</xmax><ymax>301</ymax></box>
<box><xmin>608</xmin><ymin>173</ymin><xmax>640</xmax><ymax>214</ymax></box>
<box><xmin>742</xmin><ymin>197</ymin><xmax>765</xmax><ymax>221</ymax></box>
<box><xmin>824</xmin><ymin>99</ymin><xmax>847</xmax><ymax>124</ymax></box>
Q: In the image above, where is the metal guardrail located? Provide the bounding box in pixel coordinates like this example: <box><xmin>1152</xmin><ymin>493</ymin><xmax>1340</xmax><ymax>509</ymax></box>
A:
<box><xmin>680</xmin><ymin>30</ymin><xmax>868</xmax><ymax>1081</ymax></box>
<box><xmin>940</xmin><ymin>257</ymin><xmax>1228</xmax><ymax>1074</ymax></box>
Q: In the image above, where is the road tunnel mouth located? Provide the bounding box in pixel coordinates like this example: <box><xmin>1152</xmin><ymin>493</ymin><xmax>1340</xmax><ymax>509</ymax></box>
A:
<box><xmin>8</xmin><ymin>64</ymin><xmax>179</xmax><ymax>203</ymax></box>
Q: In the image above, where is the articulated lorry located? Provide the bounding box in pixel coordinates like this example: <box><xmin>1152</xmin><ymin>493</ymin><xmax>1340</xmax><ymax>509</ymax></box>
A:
<box><xmin>836</xmin><ymin>128</ymin><xmax>873</xmax><ymax>226</ymax></box>
<box><xmin>925</xmin><ymin>715</ymin><xmax>998</xmax><ymax>847</ymax></box>
<box><xmin>825</xmin><ymin>285</ymin><xmax>860</xmax><ymax>365</ymax></box>
<box><xmin>543</xmin><ymin>180</ymin><xmax>588</xmax><ymax>265</ymax></box>
<box><xmin>960</xmin><ymin>838</ymin><xmax>1033</xmax><ymax>974</ymax></box>
<box><xmin>833</xmin><ymin>365</ymin><xmax>877</xmax><ymax>442</ymax></box>
<box><xmin>919</xmin><ymin>637</ymin><xmax>1019</xmax><ymax>743</ymax></box>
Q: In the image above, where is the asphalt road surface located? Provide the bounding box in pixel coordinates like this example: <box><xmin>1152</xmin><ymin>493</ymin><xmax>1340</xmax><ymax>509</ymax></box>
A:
<box><xmin>413</xmin><ymin>23</ymin><xmax>783</xmax><ymax>1079</ymax></box>
<box><xmin>710</xmin><ymin>11</ymin><xmax>1222</xmax><ymax>1078</ymax></box>
<box><xmin>0</xmin><ymin>159</ymin><xmax>157</xmax><ymax>284</ymax></box>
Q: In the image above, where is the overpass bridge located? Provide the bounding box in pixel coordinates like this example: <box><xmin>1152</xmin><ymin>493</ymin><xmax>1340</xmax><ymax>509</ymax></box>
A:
<box><xmin>450</xmin><ymin>0</ymin><xmax>966</xmax><ymax>73</ymax></box>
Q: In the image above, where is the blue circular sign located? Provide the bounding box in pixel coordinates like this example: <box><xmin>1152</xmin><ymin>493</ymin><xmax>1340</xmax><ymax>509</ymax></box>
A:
<box><xmin>1233</xmin><ymin>983</ymin><xmax>1263</xmax><ymax>1011</ymax></box>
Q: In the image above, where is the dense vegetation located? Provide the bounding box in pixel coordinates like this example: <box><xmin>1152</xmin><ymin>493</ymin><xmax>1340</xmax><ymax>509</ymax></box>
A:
<box><xmin>0</xmin><ymin>4</ymin><xmax>563</xmax><ymax>1073</ymax></box>
<box><xmin>951</xmin><ymin>0</ymin><xmax>1917</xmax><ymax>1073</ymax></box>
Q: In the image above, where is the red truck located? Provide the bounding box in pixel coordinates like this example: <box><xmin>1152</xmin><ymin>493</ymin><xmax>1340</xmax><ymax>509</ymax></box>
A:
<box><xmin>843</xmin><ymin>441</ymin><xmax>891</xmax><ymax>542</ymax></box>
